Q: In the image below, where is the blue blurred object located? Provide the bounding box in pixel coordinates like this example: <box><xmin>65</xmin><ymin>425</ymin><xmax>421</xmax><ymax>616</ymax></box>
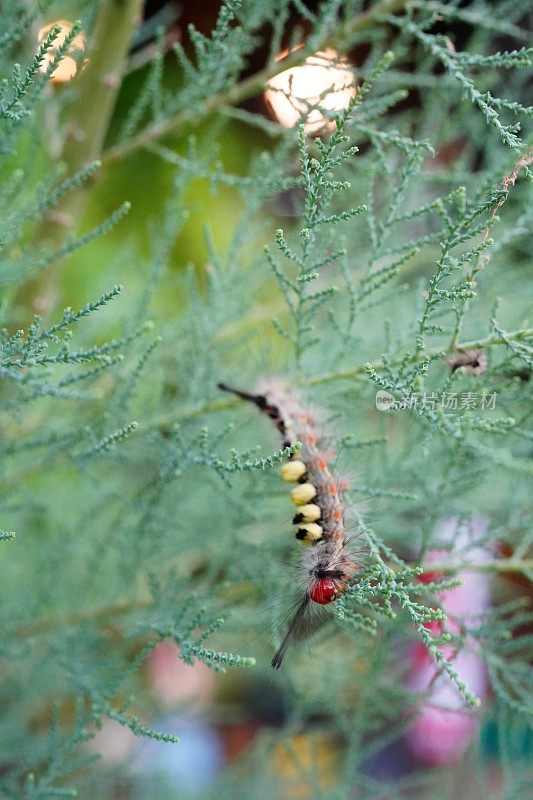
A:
<box><xmin>130</xmin><ymin>716</ymin><xmax>224</xmax><ymax>793</ymax></box>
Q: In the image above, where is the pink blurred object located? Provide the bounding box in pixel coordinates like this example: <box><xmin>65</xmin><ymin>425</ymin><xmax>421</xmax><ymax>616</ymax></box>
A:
<box><xmin>405</xmin><ymin>517</ymin><xmax>491</xmax><ymax>765</ymax></box>
<box><xmin>86</xmin><ymin>641</ymin><xmax>216</xmax><ymax>764</ymax></box>
<box><xmin>85</xmin><ymin>718</ymin><xmax>136</xmax><ymax>764</ymax></box>
<box><xmin>146</xmin><ymin>639</ymin><xmax>215</xmax><ymax>707</ymax></box>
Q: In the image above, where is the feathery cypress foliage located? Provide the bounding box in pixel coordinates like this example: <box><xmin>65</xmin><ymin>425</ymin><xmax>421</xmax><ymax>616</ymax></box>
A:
<box><xmin>0</xmin><ymin>1</ymin><xmax>531</xmax><ymax>797</ymax></box>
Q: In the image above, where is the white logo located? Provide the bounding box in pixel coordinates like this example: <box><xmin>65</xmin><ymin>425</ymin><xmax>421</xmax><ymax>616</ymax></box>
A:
<box><xmin>375</xmin><ymin>390</ymin><xmax>396</xmax><ymax>411</ymax></box>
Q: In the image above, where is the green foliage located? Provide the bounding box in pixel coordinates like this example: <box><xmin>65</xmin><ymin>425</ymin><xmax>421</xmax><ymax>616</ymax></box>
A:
<box><xmin>0</xmin><ymin>0</ymin><xmax>531</xmax><ymax>798</ymax></box>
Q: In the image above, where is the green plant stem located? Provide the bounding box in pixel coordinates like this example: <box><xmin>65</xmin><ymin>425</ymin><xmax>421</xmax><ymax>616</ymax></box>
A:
<box><xmin>39</xmin><ymin>0</ymin><xmax>143</xmax><ymax>238</ymax></box>
<box><xmin>101</xmin><ymin>0</ymin><xmax>409</xmax><ymax>166</ymax></box>
<box><xmin>58</xmin><ymin>0</ymin><xmax>144</xmax><ymax>198</ymax></box>
<box><xmin>21</xmin><ymin>0</ymin><xmax>143</xmax><ymax>310</ymax></box>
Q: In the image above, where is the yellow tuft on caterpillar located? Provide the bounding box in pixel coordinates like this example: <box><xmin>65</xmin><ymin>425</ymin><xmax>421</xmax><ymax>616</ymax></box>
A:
<box><xmin>293</xmin><ymin>503</ymin><xmax>321</xmax><ymax>523</ymax></box>
<box><xmin>295</xmin><ymin>522</ymin><xmax>323</xmax><ymax>544</ymax></box>
<box><xmin>280</xmin><ymin>459</ymin><xmax>307</xmax><ymax>482</ymax></box>
<box><xmin>290</xmin><ymin>483</ymin><xmax>317</xmax><ymax>505</ymax></box>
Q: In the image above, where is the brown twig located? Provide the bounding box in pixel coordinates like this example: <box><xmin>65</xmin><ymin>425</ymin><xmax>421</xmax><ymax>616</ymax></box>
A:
<box><xmin>476</xmin><ymin>150</ymin><xmax>533</xmax><ymax>274</ymax></box>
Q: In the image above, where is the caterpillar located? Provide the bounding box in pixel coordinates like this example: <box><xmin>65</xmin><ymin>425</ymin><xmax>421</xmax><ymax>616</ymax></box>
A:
<box><xmin>218</xmin><ymin>381</ymin><xmax>361</xmax><ymax>668</ymax></box>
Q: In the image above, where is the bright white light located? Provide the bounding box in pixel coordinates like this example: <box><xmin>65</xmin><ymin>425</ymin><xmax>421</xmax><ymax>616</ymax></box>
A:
<box><xmin>264</xmin><ymin>48</ymin><xmax>356</xmax><ymax>136</ymax></box>
<box><xmin>37</xmin><ymin>20</ymin><xmax>86</xmax><ymax>84</ymax></box>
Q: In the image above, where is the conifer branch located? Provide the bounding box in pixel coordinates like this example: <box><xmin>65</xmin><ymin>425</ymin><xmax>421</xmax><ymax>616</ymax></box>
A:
<box><xmin>101</xmin><ymin>0</ymin><xmax>409</xmax><ymax>165</ymax></box>
<box><xmin>305</xmin><ymin>329</ymin><xmax>533</xmax><ymax>386</ymax></box>
<box><xmin>3</xmin><ymin>322</ymin><xmax>528</xmax><ymax>495</ymax></box>
<box><xmin>1</xmin><ymin>325</ymin><xmax>529</xmax><ymax>494</ymax></box>
<box><xmin>13</xmin><ymin>558</ymin><xmax>532</xmax><ymax>643</ymax></box>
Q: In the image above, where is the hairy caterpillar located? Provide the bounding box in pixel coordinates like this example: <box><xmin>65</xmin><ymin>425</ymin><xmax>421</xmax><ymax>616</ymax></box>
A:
<box><xmin>218</xmin><ymin>381</ymin><xmax>361</xmax><ymax>668</ymax></box>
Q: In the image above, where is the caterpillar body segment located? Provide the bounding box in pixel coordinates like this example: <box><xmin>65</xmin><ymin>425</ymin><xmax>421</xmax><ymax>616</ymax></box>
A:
<box><xmin>218</xmin><ymin>381</ymin><xmax>360</xmax><ymax>667</ymax></box>
<box><xmin>293</xmin><ymin>503</ymin><xmax>321</xmax><ymax>524</ymax></box>
<box><xmin>295</xmin><ymin>521</ymin><xmax>323</xmax><ymax>544</ymax></box>
<box><xmin>291</xmin><ymin>483</ymin><xmax>317</xmax><ymax>505</ymax></box>
<box><xmin>280</xmin><ymin>459</ymin><xmax>307</xmax><ymax>482</ymax></box>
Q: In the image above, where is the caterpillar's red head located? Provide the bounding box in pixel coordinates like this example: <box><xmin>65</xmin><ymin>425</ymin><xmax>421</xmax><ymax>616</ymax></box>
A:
<box><xmin>309</xmin><ymin>577</ymin><xmax>345</xmax><ymax>604</ymax></box>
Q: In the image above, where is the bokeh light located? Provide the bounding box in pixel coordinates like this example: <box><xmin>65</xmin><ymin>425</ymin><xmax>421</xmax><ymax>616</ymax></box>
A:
<box><xmin>37</xmin><ymin>20</ymin><xmax>86</xmax><ymax>84</ymax></box>
<box><xmin>264</xmin><ymin>47</ymin><xmax>356</xmax><ymax>136</ymax></box>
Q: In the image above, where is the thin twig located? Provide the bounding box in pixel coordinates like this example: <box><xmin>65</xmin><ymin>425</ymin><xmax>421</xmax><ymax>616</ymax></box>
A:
<box><xmin>101</xmin><ymin>0</ymin><xmax>409</xmax><ymax>165</ymax></box>
<box><xmin>1</xmin><ymin>327</ymin><xmax>530</xmax><ymax>492</ymax></box>
<box><xmin>475</xmin><ymin>150</ymin><xmax>533</xmax><ymax>274</ymax></box>
<box><xmin>12</xmin><ymin>558</ymin><xmax>532</xmax><ymax>642</ymax></box>
<box><xmin>303</xmin><ymin>328</ymin><xmax>533</xmax><ymax>386</ymax></box>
